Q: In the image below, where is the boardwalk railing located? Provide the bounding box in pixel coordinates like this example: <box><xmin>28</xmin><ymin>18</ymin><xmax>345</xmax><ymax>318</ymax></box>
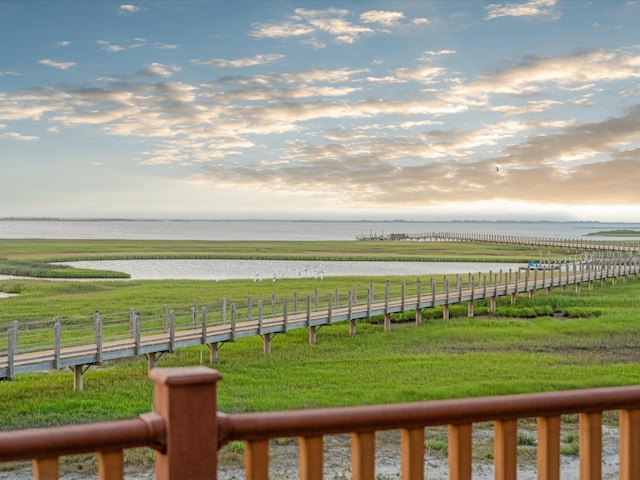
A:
<box><xmin>2</xmin><ymin>255</ymin><xmax>639</xmax><ymax>388</ymax></box>
<box><xmin>1</xmin><ymin>366</ymin><xmax>640</xmax><ymax>479</ymax></box>
<box><xmin>358</xmin><ymin>230</ymin><xmax>640</xmax><ymax>252</ymax></box>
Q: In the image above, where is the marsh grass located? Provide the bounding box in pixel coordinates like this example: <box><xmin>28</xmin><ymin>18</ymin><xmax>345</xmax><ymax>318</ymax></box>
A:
<box><xmin>2</xmin><ymin>277</ymin><xmax>640</xmax><ymax>431</ymax></box>
<box><xmin>0</xmin><ymin>238</ymin><xmax>570</xmax><ymax>278</ymax></box>
<box><xmin>1</xmin><ymin>238</ymin><xmax>640</xmax><ymax>433</ymax></box>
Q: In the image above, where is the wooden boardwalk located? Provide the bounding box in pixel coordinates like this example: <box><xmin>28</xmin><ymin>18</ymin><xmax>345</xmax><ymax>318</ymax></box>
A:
<box><xmin>2</xmin><ymin>240</ymin><xmax>639</xmax><ymax>389</ymax></box>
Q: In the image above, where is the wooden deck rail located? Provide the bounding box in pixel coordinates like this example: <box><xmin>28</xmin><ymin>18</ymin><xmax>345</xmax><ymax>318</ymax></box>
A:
<box><xmin>2</xmin><ymin>366</ymin><xmax>640</xmax><ymax>479</ymax></box>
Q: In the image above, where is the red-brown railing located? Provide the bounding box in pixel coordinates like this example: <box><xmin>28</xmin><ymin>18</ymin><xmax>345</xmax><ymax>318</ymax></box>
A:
<box><xmin>1</xmin><ymin>366</ymin><xmax>640</xmax><ymax>479</ymax></box>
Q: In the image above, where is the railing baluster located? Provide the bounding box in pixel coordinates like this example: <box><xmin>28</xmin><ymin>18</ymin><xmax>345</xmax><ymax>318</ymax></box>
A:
<box><xmin>299</xmin><ymin>435</ymin><xmax>323</xmax><ymax>480</ymax></box>
<box><xmin>620</xmin><ymin>408</ymin><xmax>640</xmax><ymax>480</ymax></box>
<box><xmin>401</xmin><ymin>427</ymin><xmax>424</xmax><ymax>480</ymax></box>
<box><xmin>494</xmin><ymin>419</ymin><xmax>517</xmax><ymax>480</ymax></box>
<box><xmin>579</xmin><ymin>411</ymin><xmax>602</xmax><ymax>480</ymax></box>
<box><xmin>448</xmin><ymin>423</ymin><xmax>472</xmax><ymax>480</ymax></box>
<box><xmin>537</xmin><ymin>415</ymin><xmax>561</xmax><ymax>480</ymax></box>
<box><xmin>98</xmin><ymin>450</ymin><xmax>124</xmax><ymax>480</ymax></box>
<box><xmin>245</xmin><ymin>439</ymin><xmax>269</xmax><ymax>480</ymax></box>
<box><xmin>351</xmin><ymin>432</ymin><xmax>375</xmax><ymax>480</ymax></box>
<box><xmin>33</xmin><ymin>457</ymin><xmax>58</xmax><ymax>480</ymax></box>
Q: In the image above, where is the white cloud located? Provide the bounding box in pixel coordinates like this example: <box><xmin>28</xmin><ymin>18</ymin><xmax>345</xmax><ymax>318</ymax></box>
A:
<box><xmin>486</xmin><ymin>0</ymin><xmax>559</xmax><ymax>20</ymax></box>
<box><xmin>250</xmin><ymin>7</ymin><xmax>375</xmax><ymax>45</ymax></box>
<box><xmin>118</xmin><ymin>4</ymin><xmax>141</xmax><ymax>15</ymax></box>
<box><xmin>57</xmin><ymin>40</ymin><xmax>71</xmax><ymax>47</ymax></box>
<box><xmin>191</xmin><ymin>54</ymin><xmax>285</xmax><ymax>68</ymax></box>
<box><xmin>360</xmin><ymin>10</ymin><xmax>405</xmax><ymax>26</ymax></box>
<box><xmin>141</xmin><ymin>63</ymin><xmax>182</xmax><ymax>77</ymax></box>
<box><xmin>38</xmin><ymin>59</ymin><xmax>75</xmax><ymax>70</ymax></box>
<box><xmin>1</xmin><ymin>131</ymin><xmax>39</xmax><ymax>141</ymax></box>
<box><xmin>97</xmin><ymin>40</ymin><xmax>126</xmax><ymax>53</ymax></box>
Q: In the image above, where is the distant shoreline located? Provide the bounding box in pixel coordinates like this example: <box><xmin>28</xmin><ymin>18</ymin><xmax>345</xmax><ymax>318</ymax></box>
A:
<box><xmin>586</xmin><ymin>229</ymin><xmax>640</xmax><ymax>237</ymax></box>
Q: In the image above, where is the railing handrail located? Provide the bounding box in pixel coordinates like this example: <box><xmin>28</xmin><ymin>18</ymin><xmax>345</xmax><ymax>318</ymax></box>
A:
<box><xmin>218</xmin><ymin>384</ymin><xmax>640</xmax><ymax>445</ymax></box>
<box><xmin>3</xmin><ymin>368</ymin><xmax>640</xmax><ymax>479</ymax></box>
<box><xmin>0</xmin><ymin>413</ymin><xmax>166</xmax><ymax>462</ymax></box>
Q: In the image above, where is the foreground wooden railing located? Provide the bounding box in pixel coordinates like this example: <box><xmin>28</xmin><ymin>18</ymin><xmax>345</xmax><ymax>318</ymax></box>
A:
<box><xmin>2</xmin><ymin>366</ymin><xmax>640</xmax><ymax>479</ymax></box>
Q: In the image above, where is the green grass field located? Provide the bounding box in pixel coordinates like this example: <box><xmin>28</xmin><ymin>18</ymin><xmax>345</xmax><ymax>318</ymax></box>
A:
<box><xmin>1</xmin><ymin>239</ymin><xmax>639</xmax><ymax>434</ymax></box>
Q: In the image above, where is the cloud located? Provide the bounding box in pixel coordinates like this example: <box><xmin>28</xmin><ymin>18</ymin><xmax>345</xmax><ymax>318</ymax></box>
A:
<box><xmin>118</xmin><ymin>4</ymin><xmax>142</xmax><ymax>15</ymax></box>
<box><xmin>38</xmin><ymin>59</ymin><xmax>75</xmax><ymax>70</ymax></box>
<box><xmin>1</xmin><ymin>131</ymin><xmax>39</xmax><ymax>141</ymax></box>
<box><xmin>140</xmin><ymin>63</ymin><xmax>182</xmax><ymax>77</ymax></box>
<box><xmin>250</xmin><ymin>7</ymin><xmax>375</xmax><ymax>44</ymax></box>
<box><xmin>485</xmin><ymin>0</ymin><xmax>559</xmax><ymax>20</ymax></box>
<box><xmin>6</xmin><ymin>39</ymin><xmax>640</xmax><ymax>210</ymax></box>
<box><xmin>97</xmin><ymin>40</ymin><xmax>126</xmax><ymax>52</ymax></box>
<box><xmin>360</xmin><ymin>10</ymin><xmax>405</xmax><ymax>26</ymax></box>
<box><xmin>191</xmin><ymin>54</ymin><xmax>285</xmax><ymax>68</ymax></box>
<box><xmin>57</xmin><ymin>40</ymin><xmax>71</xmax><ymax>47</ymax></box>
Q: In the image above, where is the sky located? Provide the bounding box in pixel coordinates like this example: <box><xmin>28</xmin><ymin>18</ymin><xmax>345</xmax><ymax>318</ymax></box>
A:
<box><xmin>1</xmin><ymin>0</ymin><xmax>640</xmax><ymax>222</ymax></box>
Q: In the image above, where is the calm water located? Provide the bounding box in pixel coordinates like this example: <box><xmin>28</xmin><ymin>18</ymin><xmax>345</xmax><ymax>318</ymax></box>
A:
<box><xmin>2</xmin><ymin>219</ymin><xmax>640</xmax><ymax>240</ymax></box>
<box><xmin>5</xmin><ymin>219</ymin><xmax>639</xmax><ymax>280</ymax></box>
<box><xmin>59</xmin><ymin>259</ymin><xmax>524</xmax><ymax>281</ymax></box>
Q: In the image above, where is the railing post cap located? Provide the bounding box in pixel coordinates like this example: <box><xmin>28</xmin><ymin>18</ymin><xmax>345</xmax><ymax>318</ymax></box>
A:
<box><xmin>149</xmin><ymin>366</ymin><xmax>222</xmax><ymax>386</ymax></box>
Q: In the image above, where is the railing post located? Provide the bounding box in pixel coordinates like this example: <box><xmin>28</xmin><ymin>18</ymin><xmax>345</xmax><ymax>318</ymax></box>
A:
<box><xmin>448</xmin><ymin>423</ymin><xmax>472</xmax><ymax>480</ymax></box>
<box><xmin>149</xmin><ymin>367</ymin><xmax>222</xmax><ymax>480</ymax></box>
<box><xmin>54</xmin><ymin>317</ymin><xmax>61</xmax><ymax>370</ymax></box>
<box><xmin>7</xmin><ymin>328</ymin><xmax>15</xmax><ymax>380</ymax></box>
<box><xmin>537</xmin><ymin>416</ymin><xmax>561</xmax><ymax>480</ymax></box>
<box><xmin>579</xmin><ymin>412</ymin><xmax>602</xmax><ymax>480</ymax></box>
<box><xmin>94</xmin><ymin>312</ymin><xmax>103</xmax><ymax>365</ymax></box>
<box><xmin>620</xmin><ymin>408</ymin><xmax>640</xmax><ymax>480</ymax></box>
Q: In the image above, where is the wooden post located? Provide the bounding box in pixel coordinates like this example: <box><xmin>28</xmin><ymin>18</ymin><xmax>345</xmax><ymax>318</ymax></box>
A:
<box><xmin>54</xmin><ymin>317</ymin><xmax>61</xmax><ymax>370</ymax></box>
<box><xmin>147</xmin><ymin>352</ymin><xmax>157</xmax><ymax>370</ymax></box>
<box><xmin>7</xmin><ymin>328</ymin><xmax>15</xmax><ymax>380</ymax></box>
<box><xmin>348</xmin><ymin>290</ymin><xmax>356</xmax><ymax>336</ymax></box>
<box><xmin>201</xmin><ymin>307</ymin><xmax>208</xmax><ymax>344</ymax></box>
<box><xmin>209</xmin><ymin>343</ymin><xmax>219</xmax><ymax>363</ymax></box>
<box><xmin>72</xmin><ymin>365</ymin><xmax>83</xmax><ymax>391</ymax></box>
<box><xmin>163</xmin><ymin>305</ymin><xmax>169</xmax><ymax>333</ymax></box>
<box><xmin>299</xmin><ymin>436</ymin><xmax>323</xmax><ymax>480</ymax></box>
<box><xmin>169</xmin><ymin>311</ymin><xmax>176</xmax><ymax>352</ymax></box>
<box><xmin>352</xmin><ymin>432</ymin><xmax>375</xmax><ymax>480</ymax></box>
<box><xmin>494</xmin><ymin>419</ymin><xmax>517</xmax><ymax>480</ymax></box>
<box><xmin>384</xmin><ymin>281</ymin><xmax>391</xmax><ymax>331</ymax></box>
<box><xmin>192</xmin><ymin>302</ymin><xmax>198</xmax><ymax>327</ymax></box>
<box><xmin>94</xmin><ymin>312</ymin><xmax>103</xmax><ymax>365</ymax></box>
<box><xmin>150</xmin><ymin>367</ymin><xmax>222</xmax><ymax>480</ymax></box>
<box><xmin>620</xmin><ymin>409</ymin><xmax>640</xmax><ymax>480</ymax></box>
<box><xmin>489</xmin><ymin>296</ymin><xmax>497</xmax><ymax>315</ymax></box>
<box><xmin>401</xmin><ymin>427</ymin><xmax>424</xmax><ymax>480</ymax></box>
<box><xmin>262</xmin><ymin>334</ymin><xmax>271</xmax><ymax>354</ymax></box>
<box><xmin>221</xmin><ymin>298</ymin><xmax>227</xmax><ymax>324</ymax></box>
<box><xmin>135</xmin><ymin>312</ymin><xmax>141</xmax><ymax>356</ymax></box>
<box><xmin>537</xmin><ymin>416</ymin><xmax>561</xmax><ymax>480</ymax></box>
<box><xmin>283</xmin><ymin>298</ymin><xmax>289</xmax><ymax>333</ymax></box>
<box><xmin>579</xmin><ymin>412</ymin><xmax>602</xmax><ymax>480</ymax></box>
<box><xmin>449</xmin><ymin>423</ymin><xmax>472</xmax><ymax>480</ymax></box>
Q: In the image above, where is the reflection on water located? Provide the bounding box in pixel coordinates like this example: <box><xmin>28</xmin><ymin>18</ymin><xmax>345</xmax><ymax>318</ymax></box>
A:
<box><xmin>60</xmin><ymin>259</ymin><xmax>524</xmax><ymax>281</ymax></box>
